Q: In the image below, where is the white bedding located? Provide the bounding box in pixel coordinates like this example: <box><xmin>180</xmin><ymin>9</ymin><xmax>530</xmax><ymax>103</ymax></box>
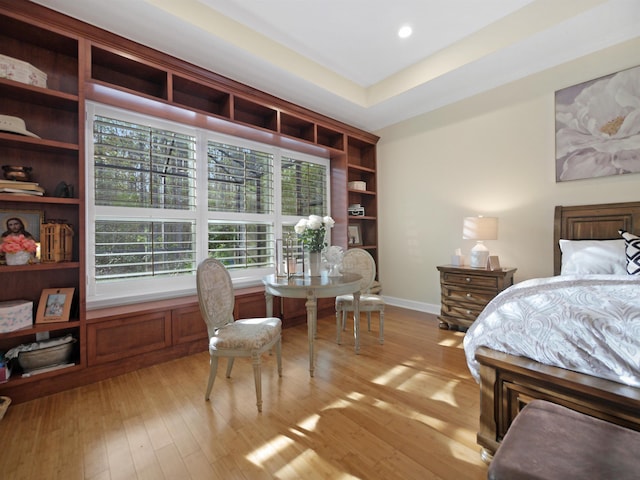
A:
<box><xmin>463</xmin><ymin>274</ymin><xmax>640</xmax><ymax>387</ymax></box>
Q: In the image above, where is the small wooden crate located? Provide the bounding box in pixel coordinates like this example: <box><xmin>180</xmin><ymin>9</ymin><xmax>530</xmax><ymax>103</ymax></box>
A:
<box><xmin>40</xmin><ymin>223</ymin><xmax>73</xmax><ymax>263</ymax></box>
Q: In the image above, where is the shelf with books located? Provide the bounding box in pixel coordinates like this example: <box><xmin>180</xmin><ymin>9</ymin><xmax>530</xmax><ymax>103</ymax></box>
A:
<box><xmin>1</xmin><ymin>0</ymin><xmax>382</xmax><ymax>403</ymax></box>
<box><xmin>0</xmin><ymin>179</ymin><xmax>45</xmax><ymax>197</ymax></box>
<box><xmin>0</xmin><ymin>5</ymin><xmax>83</xmax><ymax>400</ymax></box>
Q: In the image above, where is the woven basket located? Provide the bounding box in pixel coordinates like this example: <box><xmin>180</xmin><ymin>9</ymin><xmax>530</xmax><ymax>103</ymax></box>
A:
<box><xmin>18</xmin><ymin>339</ymin><xmax>75</xmax><ymax>372</ymax></box>
<box><xmin>0</xmin><ymin>396</ymin><xmax>10</xmax><ymax>421</ymax></box>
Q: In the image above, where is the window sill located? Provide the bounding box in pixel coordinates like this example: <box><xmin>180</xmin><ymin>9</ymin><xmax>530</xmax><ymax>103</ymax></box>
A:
<box><xmin>87</xmin><ymin>283</ymin><xmax>266</xmax><ymax>320</ymax></box>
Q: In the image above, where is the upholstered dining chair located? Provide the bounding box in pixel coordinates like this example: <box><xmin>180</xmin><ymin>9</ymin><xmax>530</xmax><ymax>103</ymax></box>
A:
<box><xmin>196</xmin><ymin>258</ymin><xmax>282</xmax><ymax>412</ymax></box>
<box><xmin>335</xmin><ymin>248</ymin><xmax>384</xmax><ymax>352</ymax></box>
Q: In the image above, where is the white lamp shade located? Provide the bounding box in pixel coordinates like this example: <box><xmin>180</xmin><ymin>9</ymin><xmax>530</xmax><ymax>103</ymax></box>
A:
<box><xmin>463</xmin><ymin>216</ymin><xmax>498</xmax><ymax>240</ymax></box>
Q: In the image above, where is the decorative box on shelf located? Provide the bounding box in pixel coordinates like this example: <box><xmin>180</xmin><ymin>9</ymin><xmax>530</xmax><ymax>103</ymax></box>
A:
<box><xmin>348</xmin><ymin>181</ymin><xmax>366</xmax><ymax>191</ymax></box>
<box><xmin>0</xmin><ymin>359</ymin><xmax>10</xmax><ymax>384</ymax></box>
<box><xmin>40</xmin><ymin>222</ymin><xmax>74</xmax><ymax>263</ymax></box>
<box><xmin>348</xmin><ymin>204</ymin><xmax>365</xmax><ymax>216</ymax></box>
<box><xmin>0</xmin><ymin>300</ymin><xmax>33</xmax><ymax>333</ymax></box>
<box><xmin>0</xmin><ymin>54</ymin><xmax>47</xmax><ymax>88</ymax></box>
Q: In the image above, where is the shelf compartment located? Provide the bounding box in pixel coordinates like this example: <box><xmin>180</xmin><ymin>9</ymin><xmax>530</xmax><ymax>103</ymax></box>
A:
<box><xmin>233</xmin><ymin>96</ymin><xmax>277</xmax><ymax>131</ymax></box>
<box><xmin>317</xmin><ymin>125</ymin><xmax>345</xmax><ymax>150</ymax></box>
<box><xmin>0</xmin><ymin>361</ymin><xmax>82</xmax><ymax>387</ymax></box>
<box><xmin>348</xmin><ymin>136</ymin><xmax>376</xmax><ymax>170</ymax></box>
<box><xmin>348</xmin><ymin>191</ymin><xmax>377</xmax><ymax>218</ymax></box>
<box><xmin>348</xmin><ymin>168</ymin><xmax>376</xmax><ymax>193</ymax></box>
<box><xmin>1</xmin><ymin>94</ymin><xmax>79</xmax><ymax>145</ymax></box>
<box><xmin>172</xmin><ymin>75</ymin><xmax>231</xmax><ymax>118</ymax></box>
<box><xmin>0</xmin><ymin>132</ymin><xmax>78</xmax><ymax>154</ymax></box>
<box><xmin>280</xmin><ymin>113</ymin><xmax>314</xmax><ymax>142</ymax></box>
<box><xmin>1</xmin><ymin>260</ymin><xmax>79</xmax><ymax>297</ymax></box>
<box><xmin>0</xmin><ymin>12</ymin><xmax>78</xmax><ymax>95</ymax></box>
<box><xmin>1</xmin><ymin>143</ymin><xmax>80</xmax><ymax>196</ymax></box>
<box><xmin>91</xmin><ymin>45</ymin><xmax>168</xmax><ymax>100</ymax></box>
<box><xmin>0</xmin><ymin>80</ymin><xmax>78</xmax><ymax>110</ymax></box>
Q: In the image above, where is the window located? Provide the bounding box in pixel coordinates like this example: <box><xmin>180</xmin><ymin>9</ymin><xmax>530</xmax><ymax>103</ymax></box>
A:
<box><xmin>86</xmin><ymin>103</ymin><xmax>330</xmax><ymax>307</ymax></box>
<box><xmin>93</xmin><ymin>116</ymin><xmax>196</xmax><ymax>210</ymax></box>
<box><xmin>281</xmin><ymin>156</ymin><xmax>327</xmax><ymax>216</ymax></box>
<box><xmin>206</xmin><ymin>141</ymin><xmax>274</xmax><ymax>270</ymax></box>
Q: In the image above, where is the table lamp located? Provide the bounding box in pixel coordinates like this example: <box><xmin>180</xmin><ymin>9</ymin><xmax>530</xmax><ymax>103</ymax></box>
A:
<box><xmin>463</xmin><ymin>216</ymin><xmax>498</xmax><ymax>268</ymax></box>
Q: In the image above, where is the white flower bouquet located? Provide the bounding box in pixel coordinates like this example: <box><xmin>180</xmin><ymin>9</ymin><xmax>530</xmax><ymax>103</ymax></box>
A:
<box><xmin>294</xmin><ymin>215</ymin><xmax>335</xmax><ymax>252</ymax></box>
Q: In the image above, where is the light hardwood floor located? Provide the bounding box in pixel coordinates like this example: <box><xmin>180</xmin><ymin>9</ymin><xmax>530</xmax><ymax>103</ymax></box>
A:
<box><xmin>0</xmin><ymin>306</ymin><xmax>488</xmax><ymax>479</ymax></box>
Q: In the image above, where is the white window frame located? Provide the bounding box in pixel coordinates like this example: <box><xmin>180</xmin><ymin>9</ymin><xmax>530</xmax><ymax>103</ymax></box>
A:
<box><xmin>85</xmin><ymin>102</ymin><xmax>330</xmax><ymax>309</ymax></box>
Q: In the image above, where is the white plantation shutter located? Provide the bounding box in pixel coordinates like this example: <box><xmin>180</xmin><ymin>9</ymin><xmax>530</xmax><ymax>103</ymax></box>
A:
<box><xmin>94</xmin><ymin>220</ymin><xmax>196</xmax><ymax>280</ymax></box>
<box><xmin>86</xmin><ymin>102</ymin><xmax>329</xmax><ymax>306</ymax></box>
<box><xmin>207</xmin><ymin>141</ymin><xmax>273</xmax><ymax>213</ymax></box>
<box><xmin>94</xmin><ymin>116</ymin><xmax>196</xmax><ymax>210</ymax></box>
<box><xmin>281</xmin><ymin>156</ymin><xmax>327</xmax><ymax>216</ymax></box>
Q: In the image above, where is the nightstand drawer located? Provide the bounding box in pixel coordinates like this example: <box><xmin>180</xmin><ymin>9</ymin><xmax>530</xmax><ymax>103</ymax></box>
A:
<box><xmin>437</xmin><ymin>265</ymin><xmax>517</xmax><ymax>331</ymax></box>
<box><xmin>443</xmin><ymin>272</ymin><xmax>498</xmax><ymax>289</ymax></box>
<box><xmin>441</xmin><ymin>302</ymin><xmax>483</xmax><ymax>321</ymax></box>
<box><xmin>442</xmin><ymin>286</ymin><xmax>494</xmax><ymax>306</ymax></box>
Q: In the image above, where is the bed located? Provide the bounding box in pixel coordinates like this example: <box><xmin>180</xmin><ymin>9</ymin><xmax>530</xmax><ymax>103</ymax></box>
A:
<box><xmin>463</xmin><ymin>201</ymin><xmax>640</xmax><ymax>462</ymax></box>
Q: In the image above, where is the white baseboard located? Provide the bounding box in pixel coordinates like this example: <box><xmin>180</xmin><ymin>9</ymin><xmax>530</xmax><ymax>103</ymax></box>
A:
<box><xmin>381</xmin><ymin>295</ymin><xmax>440</xmax><ymax>315</ymax></box>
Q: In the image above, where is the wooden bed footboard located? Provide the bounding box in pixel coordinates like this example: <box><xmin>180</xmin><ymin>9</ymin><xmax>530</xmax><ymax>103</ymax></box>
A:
<box><xmin>473</xmin><ymin>201</ymin><xmax>640</xmax><ymax>462</ymax></box>
<box><xmin>475</xmin><ymin>347</ymin><xmax>640</xmax><ymax>462</ymax></box>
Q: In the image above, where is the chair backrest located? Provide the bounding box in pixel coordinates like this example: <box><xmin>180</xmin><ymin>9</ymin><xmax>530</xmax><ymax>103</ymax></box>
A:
<box><xmin>196</xmin><ymin>258</ymin><xmax>235</xmax><ymax>337</ymax></box>
<box><xmin>341</xmin><ymin>248</ymin><xmax>376</xmax><ymax>293</ymax></box>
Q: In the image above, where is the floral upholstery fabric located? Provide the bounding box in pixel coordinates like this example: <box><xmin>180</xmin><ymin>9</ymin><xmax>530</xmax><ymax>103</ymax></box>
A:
<box><xmin>210</xmin><ymin>318</ymin><xmax>281</xmax><ymax>351</ymax></box>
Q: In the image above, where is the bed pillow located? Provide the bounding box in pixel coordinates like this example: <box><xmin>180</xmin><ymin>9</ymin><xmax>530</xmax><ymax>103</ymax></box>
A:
<box><xmin>619</xmin><ymin>230</ymin><xmax>640</xmax><ymax>275</ymax></box>
<box><xmin>559</xmin><ymin>239</ymin><xmax>627</xmax><ymax>275</ymax></box>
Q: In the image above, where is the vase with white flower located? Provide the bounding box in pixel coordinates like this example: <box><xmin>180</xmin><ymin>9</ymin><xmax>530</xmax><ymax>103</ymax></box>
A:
<box><xmin>294</xmin><ymin>215</ymin><xmax>335</xmax><ymax>276</ymax></box>
<box><xmin>1</xmin><ymin>234</ymin><xmax>37</xmax><ymax>265</ymax></box>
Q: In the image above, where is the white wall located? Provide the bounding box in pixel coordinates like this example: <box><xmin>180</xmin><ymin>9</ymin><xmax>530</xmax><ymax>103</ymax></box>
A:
<box><xmin>375</xmin><ymin>37</ymin><xmax>640</xmax><ymax>314</ymax></box>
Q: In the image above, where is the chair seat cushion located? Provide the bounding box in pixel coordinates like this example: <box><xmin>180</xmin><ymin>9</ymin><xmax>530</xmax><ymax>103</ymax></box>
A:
<box><xmin>336</xmin><ymin>293</ymin><xmax>385</xmax><ymax>309</ymax></box>
<box><xmin>210</xmin><ymin>317</ymin><xmax>281</xmax><ymax>351</ymax></box>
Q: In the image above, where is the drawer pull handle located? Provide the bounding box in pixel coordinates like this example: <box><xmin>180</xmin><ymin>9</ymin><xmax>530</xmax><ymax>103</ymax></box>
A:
<box><xmin>465</xmin><ymin>277</ymin><xmax>471</xmax><ymax>282</ymax></box>
<box><xmin>466</xmin><ymin>293</ymin><xmax>472</xmax><ymax>298</ymax></box>
<box><xmin>466</xmin><ymin>310</ymin><xmax>472</xmax><ymax>315</ymax></box>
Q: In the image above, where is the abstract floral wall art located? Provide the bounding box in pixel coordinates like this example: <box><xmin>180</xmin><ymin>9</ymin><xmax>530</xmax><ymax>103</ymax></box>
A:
<box><xmin>555</xmin><ymin>65</ymin><xmax>640</xmax><ymax>182</ymax></box>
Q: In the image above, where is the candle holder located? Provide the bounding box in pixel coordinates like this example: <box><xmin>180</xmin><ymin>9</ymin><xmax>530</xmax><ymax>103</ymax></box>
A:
<box><xmin>276</xmin><ymin>235</ymin><xmax>301</xmax><ymax>278</ymax></box>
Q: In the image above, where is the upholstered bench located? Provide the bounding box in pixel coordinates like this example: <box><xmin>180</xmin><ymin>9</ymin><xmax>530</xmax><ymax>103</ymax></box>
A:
<box><xmin>488</xmin><ymin>399</ymin><xmax>640</xmax><ymax>480</ymax></box>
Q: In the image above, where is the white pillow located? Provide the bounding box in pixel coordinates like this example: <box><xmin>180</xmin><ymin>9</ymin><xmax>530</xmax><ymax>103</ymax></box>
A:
<box><xmin>559</xmin><ymin>239</ymin><xmax>627</xmax><ymax>275</ymax></box>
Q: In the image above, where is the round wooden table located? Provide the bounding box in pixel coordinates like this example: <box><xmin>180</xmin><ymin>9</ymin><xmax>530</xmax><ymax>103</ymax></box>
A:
<box><xmin>262</xmin><ymin>273</ymin><xmax>362</xmax><ymax>377</ymax></box>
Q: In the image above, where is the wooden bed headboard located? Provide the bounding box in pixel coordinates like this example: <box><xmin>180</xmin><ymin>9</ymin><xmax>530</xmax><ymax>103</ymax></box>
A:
<box><xmin>553</xmin><ymin>201</ymin><xmax>640</xmax><ymax>275</ymax></box>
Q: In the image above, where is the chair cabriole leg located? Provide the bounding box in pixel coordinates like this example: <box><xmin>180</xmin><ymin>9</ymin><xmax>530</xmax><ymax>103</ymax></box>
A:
<box><xmin>205</xmin><ymin>356</ymin><xmax>219</xmax><ymax>401</ymax></box>
<box><xmin>252</xmin><ymin>352</ymin><xmax>263</xmax><ymax>412</ymax></box>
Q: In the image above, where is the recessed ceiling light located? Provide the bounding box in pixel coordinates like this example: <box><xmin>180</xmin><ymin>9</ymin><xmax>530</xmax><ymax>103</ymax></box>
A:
<box><xmin>398</xmin><ymin>25</ymin><xmax>412</xmax><ymax>39</ymax></box>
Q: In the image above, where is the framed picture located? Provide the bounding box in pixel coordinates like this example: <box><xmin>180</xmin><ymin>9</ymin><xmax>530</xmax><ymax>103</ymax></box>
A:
<box><xmin>487</xmin><ymin>255</ymin><xmax>501</xmax><ymax>271</ymax></box>
<box><xmin>348</xmin><ymin>224</ymin><xmax>362</xmax><ymax>246</ymax></box>
<box><xmin>36</xmin><ymin>288</ymin><xmax>74</xmax><ymax>324</ymax></box>
<box><xmin>0</xmin><ymin>209</ymin><xmax>42</xmax><ymax>242</ymax></box>
<box><xmin>555</xmin><ymin>64</ymin><xmax>640</xmax><ymax>182</ymax></box>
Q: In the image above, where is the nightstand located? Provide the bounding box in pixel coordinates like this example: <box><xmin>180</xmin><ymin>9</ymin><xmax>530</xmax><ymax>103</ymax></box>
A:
<box><xmin>436</xmin><ymin>265</ymin><xmax>516</xmax><ymax>331</ymax></box>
